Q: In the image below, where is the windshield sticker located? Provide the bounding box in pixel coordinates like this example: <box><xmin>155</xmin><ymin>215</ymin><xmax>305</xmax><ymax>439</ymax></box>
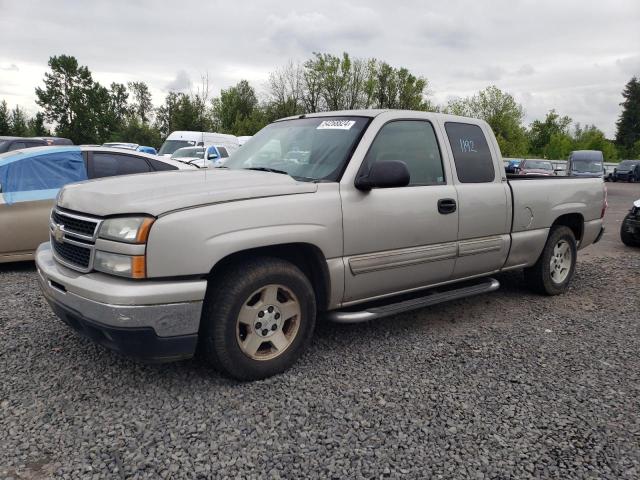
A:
<box><xmin>317</xmin><ymin>120</ymin><xmax>356</xmax><ymax>130</ymax></box>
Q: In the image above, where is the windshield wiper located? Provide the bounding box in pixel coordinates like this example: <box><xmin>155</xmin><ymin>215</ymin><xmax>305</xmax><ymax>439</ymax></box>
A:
<box><xmin>243</xmin><ymin>167</ymin><xmax>289</xmax><ymax>175</ymax></box>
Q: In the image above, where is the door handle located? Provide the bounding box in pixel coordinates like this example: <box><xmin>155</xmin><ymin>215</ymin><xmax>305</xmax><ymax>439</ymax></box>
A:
<box><xmin>437</xmin><ymin>198</ymin><xmax>457</xmax><ymax>214</ymax></box>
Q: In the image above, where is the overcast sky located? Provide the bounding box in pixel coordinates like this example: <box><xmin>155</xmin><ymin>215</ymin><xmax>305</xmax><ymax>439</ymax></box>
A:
<box><xmin>0</xmin><ymin>0</ymin><xmax>638</xmax><ymax>137</ymax></box>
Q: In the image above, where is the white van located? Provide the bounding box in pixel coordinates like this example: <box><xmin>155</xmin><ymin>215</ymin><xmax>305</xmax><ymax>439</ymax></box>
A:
<box><xmin>158</xmin><ymin>131</ymin><xmax>239</xmax><ymax>157</ymax></box>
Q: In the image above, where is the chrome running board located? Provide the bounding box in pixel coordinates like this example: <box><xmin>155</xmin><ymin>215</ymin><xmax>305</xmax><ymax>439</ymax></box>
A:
<box><xmin>326</xmin><ymin>277</ymin><xmax>500</xmax><ymax>323</ymax></box>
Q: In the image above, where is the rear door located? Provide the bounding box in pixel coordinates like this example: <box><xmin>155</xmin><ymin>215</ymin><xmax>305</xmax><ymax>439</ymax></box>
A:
<box><xmin>441</xmin><ymin>121</ymin><xmax>511</xmax><ymax>278</ymax></box>
<box><xmin>341</xmin><ymin>118</ymin><xmax>459</xmax><ymax>303</ymax></box>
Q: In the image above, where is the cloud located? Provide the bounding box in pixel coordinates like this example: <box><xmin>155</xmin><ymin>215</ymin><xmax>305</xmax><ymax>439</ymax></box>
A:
<box><xmin>0</xmin><ymin>0</ymin><xmax>637</xmax><ymax>137</ymax></box>
<box><xmin>165</xmin><ymin>70</ymin><xmax>192</xmax><ymax>92</ymax></box>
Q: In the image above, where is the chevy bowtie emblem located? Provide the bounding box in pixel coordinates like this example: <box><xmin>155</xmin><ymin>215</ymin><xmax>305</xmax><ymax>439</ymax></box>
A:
<box><xmin>53</xmin><ymin>224</ymin><xmax>65</xmax><ymax>243</ymax></box>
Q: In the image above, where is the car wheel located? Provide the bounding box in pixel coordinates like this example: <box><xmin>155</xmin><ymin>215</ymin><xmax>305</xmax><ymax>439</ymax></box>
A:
<box><xmin>524</xmin><ymin>226</ymin><xmax>577</xmax><ymax>295</ymax></box>
<box><xmin>620</xmin><ymin>214</ymin><xmax>640</xmax><ymax>247</ymax></box>
<box><xmin>199</xmin><ymin>257</ymin><xmax>316</xmax><ymax>381</ymax></box>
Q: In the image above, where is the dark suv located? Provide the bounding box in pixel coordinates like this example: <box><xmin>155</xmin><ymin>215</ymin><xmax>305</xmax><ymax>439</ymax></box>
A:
<box><xmin>613</xmin><ymin>160</ymin><xmax>640</xmax><ymax>182</ymax></box>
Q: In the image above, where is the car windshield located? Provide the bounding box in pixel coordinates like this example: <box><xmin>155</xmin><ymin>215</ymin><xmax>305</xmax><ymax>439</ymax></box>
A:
<box><xmin>172</xmin><ymin>147</ymin><xmax>205</xmax><ymax>160</ymax></box>
<box><xmin>618</xmin><ymin>160</ymin><xmax>637</xmax><ymax>169</ymax></box>
<box><xmin>571</xmin><ymin>159</ymin><xmax>603</xmax><ymax>173</ymax></box>
<box><xmin>158</xmin><ymin>139</ymin><xmax>197</xmax><ymax>156</ymax></box>
<box><xmin>523</xmin><ymin>160</ymin><xmax>552</xmax><ymax>170</ymax></box>
<box><xmin>222</xmin><ymin>116</ymin><xmax>370</xmax><ymax>182</ymax></box>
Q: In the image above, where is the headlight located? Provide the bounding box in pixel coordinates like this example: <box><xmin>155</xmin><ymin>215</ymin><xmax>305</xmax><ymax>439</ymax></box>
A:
<box><xmin>94</xmin><ymin>251</ymin><xmax>146</xmax><ymax>278</ymax></box>
<box><xmin>99</xmin><ymin>217</ymin><xmax>154</xmax><ymax>243</ymax></box>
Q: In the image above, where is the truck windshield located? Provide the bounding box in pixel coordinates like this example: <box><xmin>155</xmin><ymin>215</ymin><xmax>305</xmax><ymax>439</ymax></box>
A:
<box><xmin>158</xmin><ymin>140</ymin><xmax>197</xmax><ymax>156</ymax></box>
<box><xmin>222</xmin><ymin>116</ymin><xmax>370</xmax><ymax>181</ymax></box>
<box><xmin>571</xmin><ymin>159</ymin><xmax>603</xmax><ymax>173</ymax></box>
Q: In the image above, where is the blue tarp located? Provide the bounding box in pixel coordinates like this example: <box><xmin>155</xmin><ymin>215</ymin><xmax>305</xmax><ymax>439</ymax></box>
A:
<box><xmin>0</xmin><ymin>147</ymin><xmax>87</xmax><ymax>205</ymax></box>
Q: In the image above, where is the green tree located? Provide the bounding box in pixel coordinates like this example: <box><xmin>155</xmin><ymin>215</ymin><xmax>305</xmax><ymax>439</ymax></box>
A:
<box><xmin>213</xmin><ymin>80</ymin><xmax>260</xmax><ymax>133</ymax></box>
<box><xmin>574</xmin><ymin>124</ymin><xmax>618</xmax><ymax>161</ymax></box>
<box><xmin>528</xmin><ymin>110</ymin><xmax>572</xmax><ymax>156</ymax></box>
<box><xmin>27</xmin><ymin>112</ymin><xmax>50</xmax><ymax>136</ymax></box>
<box><xmin>545</xmin><ymin>132</ymin><xmax>574</xmax><ymax>160</ymax></box>
<box><xmin>128</xmin><ymin>81</ymin><xmax>153</xmax><ymax>123</ymax></box>
<box><xmin>445</xmin><ymin>86</ymin><xmax>528</xmax><ymax>156</ymax></box>
<box><xmin>615</xmin><ymin>77</ymin><xmax>640</xmax><ymax>157</ymax></box>
<box><xmin>0</xmin><ymin>100</ymin><xmax>10</xmax><ymax>135</ymax></box>
<box><xmin>35</xmin><ymin>55</ymin><xmax>106</xmax><ymax>143</ymax></box>
<box><xmin>10</xmin><ymin>105</ymin><xmax>29</xmax><ymax>136</ymax></box>
<box><xmin>112</xmin><ymin>117</ymin><xmax>162</xmax><ymax>148</ymax></box>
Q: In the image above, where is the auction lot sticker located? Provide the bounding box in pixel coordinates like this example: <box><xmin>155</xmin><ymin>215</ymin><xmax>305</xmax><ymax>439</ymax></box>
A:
<box><xmin>317</xmin><ymin>120</ymin><xmax>356</xmax><ymax>130</ymax></box>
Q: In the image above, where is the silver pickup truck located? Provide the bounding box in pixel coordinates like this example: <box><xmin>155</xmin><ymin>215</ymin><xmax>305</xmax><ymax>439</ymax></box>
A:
<box><xmin>36</xmin><ymin>110</ymin><xmax>606</xmax><ymax>380</ymax></box>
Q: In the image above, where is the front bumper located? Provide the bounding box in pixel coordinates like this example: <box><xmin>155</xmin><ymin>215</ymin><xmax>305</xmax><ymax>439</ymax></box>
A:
<box><xmin>36</xmin><ymin>243</ymin><xmax>207</xmax><ymax>362</ymax></box>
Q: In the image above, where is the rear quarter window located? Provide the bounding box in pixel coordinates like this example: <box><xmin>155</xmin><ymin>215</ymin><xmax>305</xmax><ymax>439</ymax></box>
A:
<box><xmin>445</xmin><ymin>122</ymin><xmax>495</xmax><ymax>183</ymax></box>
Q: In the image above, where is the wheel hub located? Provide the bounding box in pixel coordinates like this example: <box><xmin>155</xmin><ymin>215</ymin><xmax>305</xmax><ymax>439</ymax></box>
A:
<box><xmin>254</xmin><ymin>305</ymin><xmax>282</xmax><ymax>338</ymax></box>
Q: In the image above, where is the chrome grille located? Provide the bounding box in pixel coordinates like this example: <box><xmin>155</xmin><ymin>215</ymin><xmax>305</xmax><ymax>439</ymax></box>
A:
<box><xmin>52</xmin><ymin>238</ymin><xmax>91</xmax><ymax>269</ymax></box>
<box><xmin>50</xmin><ymin>208</ymin><xmax>102</xmax><ymax>272</ymax></box>
<box><xmin>51</xmin><ymin>210</ymin><xmax>98</xmax><ymax>237</ymax></box>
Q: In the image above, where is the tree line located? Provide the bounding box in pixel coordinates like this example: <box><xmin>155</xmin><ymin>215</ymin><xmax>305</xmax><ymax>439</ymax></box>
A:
<box><xmin>0</xmin><ymin>53</ymin><xmax>638</xmax><ymax>161</ymax></box>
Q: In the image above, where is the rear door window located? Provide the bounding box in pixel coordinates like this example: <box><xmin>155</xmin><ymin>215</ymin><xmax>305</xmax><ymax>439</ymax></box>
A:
<box><xmin>90</xmin><ymin>153</ymin><xmax>151</xmax><ymax>179</ymax></box>
<box><xmin>445</xmin><ymin>123</ymin><xmax>495</xmax><ymax>183</ymax></box>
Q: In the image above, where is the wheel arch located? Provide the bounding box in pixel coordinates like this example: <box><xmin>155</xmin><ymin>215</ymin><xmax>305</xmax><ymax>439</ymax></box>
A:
<box><xmin>208</xmin><ymin>242</ymin><xmax>332</xmax><ymax>311</ymax></box>
<box><xmin>551</xmin><ymin>213</ymin><xmax>584</xmax><ymax>243</ymax></box>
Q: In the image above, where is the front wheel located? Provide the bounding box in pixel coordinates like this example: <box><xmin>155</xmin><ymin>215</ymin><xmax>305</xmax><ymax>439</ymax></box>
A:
<box><xmin>199</xmin><ymin>257</ymin><xmax>317</xmax><ymax>381</ymax></box>
<box><xmin>524</xmin><ymin>226</ymin><xmax>577</xmax><ymax>295</ymax></box>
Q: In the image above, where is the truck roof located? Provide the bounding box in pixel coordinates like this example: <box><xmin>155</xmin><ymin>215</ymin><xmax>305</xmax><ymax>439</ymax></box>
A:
<box><xmin>276</xmin><ymin>109</ymin><xmax>488</xmax><ymax>125</ymax></box>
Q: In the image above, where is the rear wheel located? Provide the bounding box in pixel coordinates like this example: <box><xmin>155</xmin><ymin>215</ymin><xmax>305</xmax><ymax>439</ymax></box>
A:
<box><xmin>199</xmin><ymin>257</ymin><xmax>316</xmax><ymax>381</ymax></box>
<box><xmin>621</xmin><ymin>214</ymin><xmax>640</xmax><ymax>247</ymax></box>
<box><xmin>524</xmin><ymin>226</ymin><xmax>577</xmax><ymax>295</ymax></box>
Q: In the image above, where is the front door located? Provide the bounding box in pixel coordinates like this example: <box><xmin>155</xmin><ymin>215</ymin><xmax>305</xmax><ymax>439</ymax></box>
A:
<box><xmin>341</xmin><ymin>119</ymin><xmax>459</xmax><ymax>304</ymax></box>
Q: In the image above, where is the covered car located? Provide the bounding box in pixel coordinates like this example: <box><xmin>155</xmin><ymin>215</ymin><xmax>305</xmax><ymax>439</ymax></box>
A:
<box><xmin>0</xmin><ymin>146</ymin><xmax>194</xmax><ymax>263</ymax></box>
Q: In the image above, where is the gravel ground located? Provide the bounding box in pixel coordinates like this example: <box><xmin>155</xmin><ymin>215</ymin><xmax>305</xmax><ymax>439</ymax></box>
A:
<box><xmin>1</xmin><ymin>253</ymin><xmax>639</xmax><ymax>479</ymax></box>
<box><xmin>2</xmin><ymin>183</ymin><xmax>640</xmax><ymax>479</ymax></box>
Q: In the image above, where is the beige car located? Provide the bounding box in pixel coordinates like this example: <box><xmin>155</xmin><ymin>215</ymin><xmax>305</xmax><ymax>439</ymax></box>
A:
<box><xmin>0</xmin><ymin>146</ymin><xmax>192</xmax><ymax>263</ymax></box>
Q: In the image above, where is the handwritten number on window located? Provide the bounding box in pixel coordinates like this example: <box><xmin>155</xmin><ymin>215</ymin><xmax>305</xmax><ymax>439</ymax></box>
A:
<box><xmin>459</xmin><ymin>139</ymin><xmax>477</xmax><ymax>153</ymax></box>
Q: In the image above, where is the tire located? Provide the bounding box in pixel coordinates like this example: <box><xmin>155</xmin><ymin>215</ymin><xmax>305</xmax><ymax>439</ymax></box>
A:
<box><xmin>199</xmin><ymin>257</ymin><xmax>317</xmax><ymax>381</ymax></box>
<box><xmin>524</xmin><ymin>226</ymin><xmax>577</xmax><ymax>295</ymax></box>
<box><xmin>620</xmin><ymin>214</ymin><xmax>640</xmax><ymax>247</ymax></box>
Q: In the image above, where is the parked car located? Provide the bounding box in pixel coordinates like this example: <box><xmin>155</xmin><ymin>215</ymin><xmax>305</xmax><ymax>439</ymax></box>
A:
<box><xmin>158</xmin><ymin>131</ymin><xmax>239</xmax><ymax>157</ymax></box>
<box><xmin>613</xmin><ymin>160</ymin><xmax>640</xmax><ymax>182</ymax></box>
<box><xmin>620</xmin><ymin>199</ymin><xmax>640</xmax><ymax>247</ymax></box>
<box><xmin>36</xmin><ymin>110</ymin><xmax>606</xmax><ymax>380</ymax></box>
<box><xmin>567</xmin><ymin>150</ymin><xmax>604</xmax><ymax>177</ymax></box>
<box><xmin>504</xmin><ymin>158</ymin><xmax>521</xmax><ymax>173</ymax></box>
<box><xmin>553</xmin><ymin>163</ymin><xmax>567</xmax><ymax>176</ymax></box>
<box><xmin>603</xmin><ymin>164</ymin><xmax>616</xmax><ymax>182</ymax></box>
<box><xmin>0</xmin><ymin>146</ymin><xmax>194</xmax><ymax>263</ymax></box>
<box><xmin>102</xmin><ymin>142</ymin><xmax>138</xmax><ymax>150</ymax></box>
<box><xmin>39</xmin><ymin>137</ymin><xmax>74</xmax><ymax>146</ymax></box>
<box><xmin>170</xmin><ymin>145</ymin><xmax>231</xmax><ymax>168</ymax></box>
<box><xmin>515</xmin><ymin>159</ymin><xmax>555</xmax><ymax>176</ymax></box>
<box><xmin>0</xmin><ymin>136</ymin><xmax>47</xmax><ymax>153</ymax></box>
<box><xmin>136</xmin><ymin>146</ymin><xmax>157</xmax><ymax>155</ymax></box>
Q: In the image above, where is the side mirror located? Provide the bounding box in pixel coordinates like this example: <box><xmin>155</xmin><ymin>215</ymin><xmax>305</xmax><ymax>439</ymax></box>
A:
<box><xmin>355</xmin><ymin>160</ymin><xmax>410</xmax><ymax>191</ymax></box>
<box><xmin>208</xmin><ymin>152</ymin><xmax>218</xmax><ymax>160</ymax></box>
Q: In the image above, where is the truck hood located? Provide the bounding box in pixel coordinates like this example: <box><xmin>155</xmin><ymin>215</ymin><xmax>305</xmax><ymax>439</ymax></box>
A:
<box><xmin>57</xmin><ymin>169</ymin><xmax>318</xmax><ymax>217</ymax></box>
